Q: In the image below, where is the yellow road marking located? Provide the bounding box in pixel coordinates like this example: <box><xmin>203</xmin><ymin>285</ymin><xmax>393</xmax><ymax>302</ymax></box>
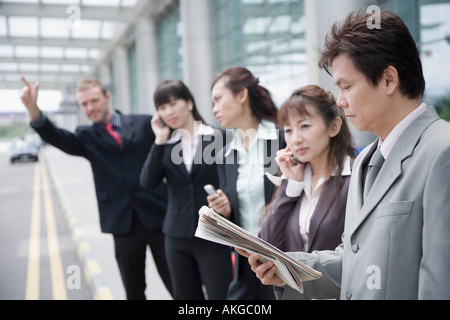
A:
<box><xmin>25</xmin><ymin>163</ymin><xmax>41</xmax><ymax>300</ymax></box>
<box><xmin>40</xmin><ymin>159</ymin><xmax>68</xmax><ymax>300</ymax></box>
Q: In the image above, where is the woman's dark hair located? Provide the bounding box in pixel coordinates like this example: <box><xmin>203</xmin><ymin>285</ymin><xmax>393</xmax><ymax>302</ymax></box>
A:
<box><xmin>319</xmin><ymin>10</ymin><xmax>425</xmax><ymax>99</ymax></box>
<box><xmin>212</xmin><ymin>67</ymin><xmax>279</xmax><ymax>124</ymax></box>
<box><xmin>279</xmin><ymin>85</ymin><xmax>357</xmax><ymax>179</ymax></box>
<box><xmin>154</xmin><ymin>79</ymin><xmax>206</xmax><ymax>123</ymax></box>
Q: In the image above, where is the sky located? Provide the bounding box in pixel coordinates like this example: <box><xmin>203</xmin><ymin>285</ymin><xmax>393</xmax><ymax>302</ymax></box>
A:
<box><xmin>0</xmin><ymin>89</ymin><xmax>62</xmax><ymax>113</ymax></box>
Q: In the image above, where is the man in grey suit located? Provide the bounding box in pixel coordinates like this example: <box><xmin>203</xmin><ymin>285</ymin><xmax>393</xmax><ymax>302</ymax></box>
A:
<box><xmin>238</xmin><ymin>10</ymin><xmax>450</xmax><ymax>299</ymax></box>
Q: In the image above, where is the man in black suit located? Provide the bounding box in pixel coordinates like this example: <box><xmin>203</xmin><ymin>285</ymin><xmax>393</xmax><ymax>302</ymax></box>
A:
<box><xmin>19</xmin><ymin>76</ymin><xmax>173</xmax><ymax>300</ymax></box>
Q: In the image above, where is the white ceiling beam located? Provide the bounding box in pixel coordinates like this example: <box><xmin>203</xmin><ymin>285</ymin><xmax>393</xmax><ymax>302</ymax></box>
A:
<box><xmin>1</xmin><ymin>57</ymin><xmax>95</xmax><ymax>65</ymax></box>
<box><xmin>0</xmin><ymin>2</ymin><xmax>135</xmax><ymax>22</ymax></box>
<box><xmin>1</xmin><ymin>70</ymin><xmax>86</xmax><ymax>77</ymax></box>
<box><xmin>0</xmin><ymin>81</ymin><xmax>68</xmax><ymax>90</ymax></box>
<box><xmin>0</xmin><ymin>36</ymin><xmax>110</xmax><ymax>49</ymax></box>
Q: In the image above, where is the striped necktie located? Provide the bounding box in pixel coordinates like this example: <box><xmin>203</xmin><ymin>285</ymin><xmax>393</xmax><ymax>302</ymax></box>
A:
<box><xmin>364</xmin><ymin>147</ymin><xmax>384</xmax><ymax>201</ymax></box>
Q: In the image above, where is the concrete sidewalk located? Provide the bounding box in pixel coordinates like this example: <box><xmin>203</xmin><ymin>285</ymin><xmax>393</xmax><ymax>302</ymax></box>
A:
<box><xmin>42</xmin><ymin>145</ymin><xmax>172</xmax><ymax>300</ymax></box>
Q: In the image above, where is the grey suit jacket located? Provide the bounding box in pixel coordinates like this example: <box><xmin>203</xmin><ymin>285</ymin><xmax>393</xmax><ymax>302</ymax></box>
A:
<box><xmin>282</xmin><ymin>106</ymin><xmax>450</xmax><ymax>300</ymax></box>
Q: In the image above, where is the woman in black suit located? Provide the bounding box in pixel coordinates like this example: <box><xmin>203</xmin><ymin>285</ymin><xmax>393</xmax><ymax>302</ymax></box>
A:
<box><xmin>140</xmin><ymin>80</ymin><xmax>232</xmax><ymax>300</ymax></box>
<box><xmin>207</xmin><ymin>67</ymin><xmax>285</xmax><ymax>300</ymax></box>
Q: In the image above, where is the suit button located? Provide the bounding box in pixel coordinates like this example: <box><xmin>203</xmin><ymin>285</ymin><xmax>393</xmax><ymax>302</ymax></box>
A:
<box><xmin>352</xmin><ymin>244</ymin><xmax>360</xmax><ymax>253</ymax></box>
<box><xmin>346</xmin><ymin>291</ymin><xmax>352</xmax><ymax>300</ymax></box>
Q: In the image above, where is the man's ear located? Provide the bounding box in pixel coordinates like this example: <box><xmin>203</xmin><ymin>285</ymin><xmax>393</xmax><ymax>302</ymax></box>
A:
<box><xmin>105</xmin><ymin>91</ymin><xmax>111</xmax><ymax>104</ymax></box>
<box><xmin>384</xmin><ymin>66</ymin><xmax>399</xmax><ymax>96</ymax></box>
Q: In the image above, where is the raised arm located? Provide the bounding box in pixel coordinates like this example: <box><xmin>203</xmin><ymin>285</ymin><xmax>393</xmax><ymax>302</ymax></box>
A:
<box><xmin>19</xmin><ymin>76</ymin><xmax>42</xmax><ymax>123</ymax></box>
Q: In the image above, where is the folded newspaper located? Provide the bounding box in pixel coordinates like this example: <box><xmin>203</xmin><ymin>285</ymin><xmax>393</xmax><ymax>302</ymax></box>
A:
<box><xmin>195</xmin><ymin>206</ymin><xmax>322</xmax><ymax>294</ymax></box>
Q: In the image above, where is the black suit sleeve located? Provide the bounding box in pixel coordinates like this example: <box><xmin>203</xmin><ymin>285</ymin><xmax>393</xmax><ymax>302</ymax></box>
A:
<box><xmin>140</xmin><ymin>144</ymin><xmax>166</xmax><ymax>190</ymax></box>
<box><xmin>31</xmin><ymin>114</ymin><xmax>85</xmax><ymax>157</ymax></box>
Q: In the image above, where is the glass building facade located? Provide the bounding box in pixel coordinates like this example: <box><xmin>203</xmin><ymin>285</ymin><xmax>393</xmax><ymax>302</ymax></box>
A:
<box><xmin>128</xmin><ymin>43</ymin><xmax>139</xmax><ymax>114</ymax></box>
<box><xmin>135</xmin><ymin>0</ymin><xmax>450</xmax><ymax>110</ymax></box>
<box><xmin>97</xmin><ymin>0</ymin><xmax>450</xmax><ymax>144</ymax></box>
<box><xmin>211</xmin><ymin>0</ymin><xmax>307</xmax><ymax>105</ymax></box>
<box><xmin>156</xmin><ymin>4</ymin><xmax>183</xmax><ymax>82</ymax></box>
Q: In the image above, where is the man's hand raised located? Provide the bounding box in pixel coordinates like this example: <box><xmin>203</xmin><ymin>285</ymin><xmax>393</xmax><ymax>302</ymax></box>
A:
<box><xmin>19</xmin><ymin>76</ymin><xmax>42</xmax><ymax>123</ymax></box>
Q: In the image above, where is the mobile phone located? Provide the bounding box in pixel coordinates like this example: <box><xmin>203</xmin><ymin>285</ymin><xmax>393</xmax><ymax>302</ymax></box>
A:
<box><xmin>158</xmin><ymin>117</ymin><xmax>166</xmax><ymax>127</ymax></box>
<box><xmin>291</xmin><ymin>155</ymin><xmax>305</xmax><ymax>165</ymax></box>
<box><xmin>204</xmin><ymin>184</ymin><xmax>218</xmax><ymax>196</ymax></box>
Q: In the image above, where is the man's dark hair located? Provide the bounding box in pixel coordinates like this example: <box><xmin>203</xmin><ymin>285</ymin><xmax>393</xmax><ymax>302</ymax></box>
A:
<box><xmin>319</xmin><ymin>10</ymin><xmax>426</xmax><ymax>99</ymax></box>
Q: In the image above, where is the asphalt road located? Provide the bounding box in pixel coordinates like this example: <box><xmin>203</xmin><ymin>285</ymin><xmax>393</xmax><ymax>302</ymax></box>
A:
<box><xmin>0</xmin><ymin>140</ymin><xmax>92</xmax><ymax>300</ymax></box>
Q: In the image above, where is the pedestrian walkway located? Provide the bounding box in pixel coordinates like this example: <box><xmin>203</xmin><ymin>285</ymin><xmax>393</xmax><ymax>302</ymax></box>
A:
<box><xmin>42</xmin><ymin>145</ymin><xmax>172</xmax><ymax>300</ymax></box>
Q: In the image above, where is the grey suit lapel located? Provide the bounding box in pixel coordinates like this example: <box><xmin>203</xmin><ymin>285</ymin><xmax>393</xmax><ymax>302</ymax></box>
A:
<box><xmin>348</xmin><ymin>107</ymin><xmax>441</xmax><ymax>238</ymax></box>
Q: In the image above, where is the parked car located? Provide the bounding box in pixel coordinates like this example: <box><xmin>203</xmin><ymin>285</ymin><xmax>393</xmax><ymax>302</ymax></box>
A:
<box><xmin>9</xmin><ymin>136</ymin><xmax>39</xmax><ymax>163</ymax></box>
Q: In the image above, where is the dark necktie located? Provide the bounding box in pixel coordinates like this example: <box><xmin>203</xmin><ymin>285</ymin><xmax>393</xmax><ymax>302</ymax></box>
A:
<box><xmin>364</xmin><ymin>147</ymin><xmax>384</xmax><ymax>201</ymax></box>
<box><xmin>104</xmin><ymin>123</ymin><xmax>123</xmax><ymax>147</ymax></box>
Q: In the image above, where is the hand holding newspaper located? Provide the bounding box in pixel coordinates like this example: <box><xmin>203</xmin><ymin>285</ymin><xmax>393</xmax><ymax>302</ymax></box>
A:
<box><xmin>195</xmin><ymin>206</ymin><xmax>322</xmax><ymax>294</ymax></box>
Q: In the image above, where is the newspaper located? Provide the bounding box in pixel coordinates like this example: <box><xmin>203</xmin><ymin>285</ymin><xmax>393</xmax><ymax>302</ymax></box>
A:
<box><xmin>195</xmin><ymin>206</ymin><xmax>322</xmax><ymax>294</ymax></box>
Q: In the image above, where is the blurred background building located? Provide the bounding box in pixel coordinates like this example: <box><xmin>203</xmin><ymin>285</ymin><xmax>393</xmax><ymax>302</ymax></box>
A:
<box><xmin>1</xmin><ymin>0</ymin><xmax>449</xmax><ymax>149</ymax></box>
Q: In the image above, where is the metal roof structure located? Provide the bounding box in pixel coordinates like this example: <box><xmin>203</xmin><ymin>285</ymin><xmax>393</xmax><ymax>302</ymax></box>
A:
<box><xmin>0</xmin><ymin>0</ymin><xmax>169</xmax><ymax>90</ymax></box>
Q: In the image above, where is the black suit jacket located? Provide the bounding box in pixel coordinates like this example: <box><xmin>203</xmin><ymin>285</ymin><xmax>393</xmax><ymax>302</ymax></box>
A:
<box><xmin>140</xmin><ymin>127</ymin><xmax>228</xmax><ymax>239</ymax></box>
<box><xmin>215</xmin><ymin>125</ymin><xmax>286</xmax><ymax>300</ymax></box>
<box><xmin>216</xmin><ymin>129</ymin><xmax>286</xmax><ymax>226</ymax></box>
<box><xmin>31</xmin><ymin>112</ymin><xmax>167</xmax><ymax>235</ymax></box>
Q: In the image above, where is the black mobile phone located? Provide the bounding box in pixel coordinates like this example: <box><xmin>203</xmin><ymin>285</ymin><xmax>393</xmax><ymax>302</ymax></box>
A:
<box><xmin>158</xmin><ymin>117</ymin><xmax>166</xmax><ymax>127</ymax></box>
<box><xmin>291</xmin><ymin>155</ymin><xmax>305</xmax><ymax>165</ymax></box>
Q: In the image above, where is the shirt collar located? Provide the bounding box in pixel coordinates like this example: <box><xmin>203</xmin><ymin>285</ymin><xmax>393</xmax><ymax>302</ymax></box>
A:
<box><xmin>110</xmin><ymin>111</ymin><xmax>121</xmax><ymax>129</ymax></box>
<box><xmin>166</xmin><ymin>123</ymin><xmax>214</xmax><ymax>144</ymax></box>
<box><xmin>331</xmin><ymin>155</ymin><xmax>352</xmax><ymax>177</ymax></box>
<box><xmin>378</xmin><ymin>103</ymin><xmax>427</xmax><ymax>159</ymax></box>
<box><xmin>225</xmin><ymin>120</ymin><xmax>278</xmax><ymax>157</ymax></box>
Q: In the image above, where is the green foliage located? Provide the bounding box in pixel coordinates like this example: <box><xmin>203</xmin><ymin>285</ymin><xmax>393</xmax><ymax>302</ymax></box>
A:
<box><xmin>0</xmin><ymin>121</ymin><xmax>30</xmax><ymax>139</ymax></box>
<box><xmin>434</xmin><ymin>93</ymin><xmax>450</xmax><ymax>121</ymax></box>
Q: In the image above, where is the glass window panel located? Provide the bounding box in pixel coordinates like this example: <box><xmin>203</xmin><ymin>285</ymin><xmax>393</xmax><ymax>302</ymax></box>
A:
<box><xmin>0</xmin><ymin>63</ymin><xmax>18</xmax><ymax>71</ymax></box>
<box><xmin>19</xmin><ymin>63</ymin><xmax>39</xmax><ymax>71</ymax></box>
<box><xmin>15</xmin><ymin>46</ymin><xmax>39</xmax><ymax>57</ymax></box>
<box><xmin>156</xmin><ymin>4</ymin><xmax>183</xmax><ymax>81</ymax></box>
<box><xmin>42</xmin><ymin>0</ymin><xmax>76</xmax><ymax>4</ymax></box>
<box><xmin>64</xmin><ymin>48</ymin><xmax>88</xmax><ymax>59</ymax></box>
<box><xmin>211</xmin><ymin>0</ymin><xmax>306</xmax><ymax>105</ymax></box>
<box><xmin>40</xmin><ymin>18</ymin><xmax>70</xmax><ymax>38</ymax></box>
<box><xmin>128</xmin><ymin>43</ymin><xmax>139</xmax><ymax>114</ymax></box>
<box><xmin>40</xmin><ymin>64</ymin><xmax>60</xmax><ymax>72</ymax></box>
<box><xmin>40</xmin><ymin>47</ymin><xmax>64</xmax><ymax>58</ymax></box>
<box><xmin>6</xmin><ymin>0</ymin><xmax>38</xmax><ymax>3</ymax></box>
<box><xmin>0</xmin><ymin>45</ymin><xmax>14</xmax><ymax>57</ymax></box>
<box><xmin>419</xmin><ymin>0</ymin><xmax>450</xmax><ymax>104</ymax></box>
<box><xmin>101</xmin><ymin>21</ymin><xmax>123</xmax><ymax>40</ymax></box>
<box><xmin>70</xmin><ymin>19</ymin><xmax>101</xmax><ymax>39</ymax></box>
<box><xmin>60</xmin><ymin>65</ymin><xmax>80</xmax><ymax>72</ymax></box>
<box><xmin>9</xmin><ymin>17</ymin><xmax>39</xmax><ymax>37</ymax></box>
<box><xmin>0</xmin><ymin>17</ymin><xmax>7</xmax><ymax>37</ymax></box>
<box><xmin>82</xmin><ymin>0</ymin><xmax>120</xmax><ymax>6</ymax></box>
